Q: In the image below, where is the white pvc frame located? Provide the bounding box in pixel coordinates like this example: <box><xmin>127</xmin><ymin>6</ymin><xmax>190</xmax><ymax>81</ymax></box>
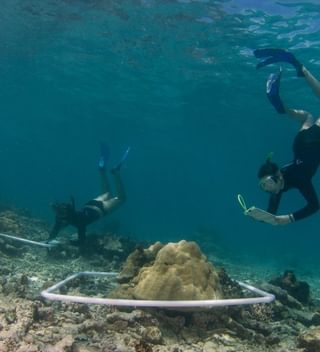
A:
<box><xmin>41</xmin><ymin>271</ymin><xmax>275</xmax><ymax>308</ymax></box>
<box><xmin>0</xmin><ymin>232</ymin><xmax>53</xmax><ymax>248</ymax></box>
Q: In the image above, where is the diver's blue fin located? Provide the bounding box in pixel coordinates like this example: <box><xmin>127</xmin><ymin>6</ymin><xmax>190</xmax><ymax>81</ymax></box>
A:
<box><xmin>254</xmin><ymin>48</ymin><xmax>284</xmax><ymax>59</ymax></box>
<box><xmin>112</xmin><ymin>147</ymin><xmax>130</xmax><ymax>172</ymax></box>
<box><xmin>99</xmin><ymin>142</ymin><xmax>110</xmax><ymax>170</ymax></box>
<box><xmin>254</xmin><ymin>48</ymin><xmax>304</xmax><ymax>77</ymax></box>
<box><xmin>266</xmin><ymin>70</ymin><xmax>286</xmax><ymax>114</ymax></box>
<box><xmin>256</xmin><ymin>56</ymin><xmax>280</xmax><ymax>69</ymax></box>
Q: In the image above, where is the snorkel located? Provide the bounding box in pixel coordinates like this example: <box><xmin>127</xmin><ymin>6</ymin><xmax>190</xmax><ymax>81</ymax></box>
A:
<box><xmin>266</xmin><ymin>152</ymin><xmax>273</xmax><ymax>163</ymax></box>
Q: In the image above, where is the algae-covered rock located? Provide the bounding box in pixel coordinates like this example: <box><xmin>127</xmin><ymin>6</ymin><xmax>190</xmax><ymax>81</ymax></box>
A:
<box><xmin>113</xmin><ymin>240</ymin><xmax>223</xmax><ymax>301</ymax></box>
<box><xmin>269</xmin><ymin>270</ymin><xmax>311</xmax><ymax>305</ymax></box>
<box><xmin>298</xmin><ymin>326</ymin><xmax>320</xmax><ymax>351</ymax></box>
<box><xmin>0</xmin><ymin>211</ymin><xmax>21</xmax><ymax>234</ymax></box>
<box><xmin>117</xmin><ymin>242</ymin><xmax>163</xmax><ymax>284</ymax></box>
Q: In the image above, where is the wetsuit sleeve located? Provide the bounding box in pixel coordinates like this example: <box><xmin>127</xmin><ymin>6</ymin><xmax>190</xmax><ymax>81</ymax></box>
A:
<box><xmin>267</xmin><ymin>193</ymin><xmax>282</xmax><ymax>214</ymax></box>
<box><xmin>49</xmin><ymin>218</ymin><xmax>67</xmax><ymax>240</ymax></box>
<box><xmin>293</xmin><ymin>181</ymin><xmax>320</xmax><ymax>221</ymax></box>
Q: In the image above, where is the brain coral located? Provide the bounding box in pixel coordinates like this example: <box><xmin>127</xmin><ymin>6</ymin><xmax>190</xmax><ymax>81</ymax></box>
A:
<box><xmin>130</xmin><ymin>240</ymin><xmax>223</xmax><ymax>300</ymax></box>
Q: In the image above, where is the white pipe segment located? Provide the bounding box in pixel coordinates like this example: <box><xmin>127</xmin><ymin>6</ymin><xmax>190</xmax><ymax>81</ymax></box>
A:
<box><xmin>41</xmin><ymin>271</ymin><xmax>275</xmax><ymax>308</ymax></box>
<box><xmin>0</xmin><ymin>232</ymin><xmax>53</xmax><ymax>248</ymax></box>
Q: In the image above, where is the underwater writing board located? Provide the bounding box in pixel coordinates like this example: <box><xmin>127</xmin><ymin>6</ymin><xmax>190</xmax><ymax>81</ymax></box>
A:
<box><xmin>244</xmin><ymin>206</ymin><xmax>278</xmax><ymax>225</ymax></box>
<box><xmin>237</xmin><ymin>194</ymin><xmax>278</xmax><ymax>226</ymax></box>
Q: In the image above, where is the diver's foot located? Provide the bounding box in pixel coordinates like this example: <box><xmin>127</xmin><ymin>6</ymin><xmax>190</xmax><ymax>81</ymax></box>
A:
<box><xmin>266</xmin><ymin>70</ymin><xmax>286</xmax><ymax>114</ymax></box>
<box><xmin>98</xmin><ymin>157</ymin><xmax>106</xmax><ymax>170</ymax></box>
<box><xmin>254</xmin><ymin>48</ymin><xmax>304</xmax><ymax>77</ymax></box>
<box><xmin>98</xmin><ymin>142</ymin><xmax>110</xmax><ymax>170</ymax></box>
<box><xmin>295</xmin><ymin>61</ymin><xmax>304</xmax><ymax>77</ymax></box>
<box><xmin>111</xmin><ymin>147</ymin><xmax>130</xmax><ymax>173</ymax></box>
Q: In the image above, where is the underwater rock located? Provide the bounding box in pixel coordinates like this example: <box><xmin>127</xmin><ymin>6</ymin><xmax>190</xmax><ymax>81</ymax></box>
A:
<box><xmin>86</xmin><ymin>233</ymin><xmax>140</xmax><ymax>263</ymax></box>
<box><xmin>260</xmin><ymin>283</ymin><xmax>303</xmax><ymax>309</ymax></box>
<box><xmin>0</xmin><ymin>211</ymin><xmax>21</xmax><ymax>234</ymax></box>
<box><xmin>134</xmin><ymin>340</ymin><xmax>153</xmax><ymax>352</ymax></box>
<box><xmin>33</xmin><ymin>306</ymin><xmax>55</xmax><ymax>323</ymax></box>
<box><xmin>1</xmin><ymin>274</ymin><xmax>29</xmax><ymax>298</ymax></box>
<box><xmin>0</xmin><ymin>241</ymin><xmax>22</xmax><ymax>256</ymax></box>
<box><xmin>311</xmin><ymin>312</ymin><xmax>320</xmax><ymax>326</ymax></box>
<box><xmin>217</xmin><ymin>267</ymin><xmax>242</xmax><ymax>299</ymax></box>
<box><xmin>1</xmin><ymin>208</ymin><xmax>318</xmax><ymax>352</ymax></box>
<box><xmin>289</xmin><ymin>309</ymin><xmax>320</xmax><ymax>327</ymax></box>
<box><xmin>141</xmin><ymin>326</ymin><xmax>163</xmax><ymax>344</ymax></box>
<box><xmin>113</xmin><ymin>240</ymin><xmax>223</xmax><ymax>301</ymax></box>
<box><xmin>117</xmin><ymin>241</ymin><xmax>163</xmax><ymax>284</ymax></box>
<box><xmin>269</xmin><ymin>270</ymin><xmax>311</xmax><ymax>304</ymax></box>
<box><xmin>0</xmin><ymin>208</ymin><xmax>50</xmax><ymax>259</ymax></box>
<box><xmin>46</xmin><ymin>335</ymin><xmax>75</xmax><ymax>351</ymax></box>
<box><xmin>298</xmin><ymin>326</ymin><xmax>320</xmax><ymax>351</ymax></box>
<box><xmin>15</xmin><ymin>344</ymin><xmax>39</xmax><ymax>352</ymax></box>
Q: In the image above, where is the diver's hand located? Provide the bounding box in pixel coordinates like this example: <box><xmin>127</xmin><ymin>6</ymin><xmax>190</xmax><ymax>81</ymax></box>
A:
<box><xmin>274</xmin><ymin>215</ymin><xmax>292</xmax><ymax>225</ymax></box>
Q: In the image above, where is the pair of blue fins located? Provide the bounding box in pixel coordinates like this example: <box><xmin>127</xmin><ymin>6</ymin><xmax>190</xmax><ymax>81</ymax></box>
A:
<box><xmin>254</xmin><ymin>48</ymin><xmax>304</xmax><ymax>114</ymax></box>
<box><xmin>99</xmin><ymin>143</ymin><xmax>130</xmax><ymax>172</ymax></box>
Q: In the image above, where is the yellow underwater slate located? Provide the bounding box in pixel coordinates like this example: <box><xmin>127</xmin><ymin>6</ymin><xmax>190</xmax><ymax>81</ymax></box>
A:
<box><xmin>237</xmin><ymin>194</ymin><xmax>278</xmax><ymax>226</ymax></box>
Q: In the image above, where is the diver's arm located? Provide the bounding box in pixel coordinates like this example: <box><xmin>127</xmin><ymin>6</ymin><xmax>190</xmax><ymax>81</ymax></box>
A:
<box><xmin>267</xmin><ymin>192</ymin><xmax>282</xmax><ymax>214</ymax></box>
<box><xmin>292</xmin><ymin>182</ymin><xmax>320</xmax><ymax>221</ymax></box>
<box><xmin>48</xmin><ymin>218</ymin><xmax>67</xmax><ymax>240</ymax></box>
<box><xmin>274</xmin><ymin>182</ymin><xmax>319</xmax><ymax>225</ymax></box>
<box><xmin>286</xmin><ymin>109</ymin><xmax>314</xmax><ymax>130</ymax></box>
<box><xmin>267</xmin><ymin>192</ymin><xmax>293</xmax><ymax>225</ymax></box>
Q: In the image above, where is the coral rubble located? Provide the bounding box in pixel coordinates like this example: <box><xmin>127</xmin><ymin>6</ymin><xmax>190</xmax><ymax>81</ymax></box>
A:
<box><xmin>0</xmin><ymin>207</ymin><xmax>319</xmax><ymax>351</ymax></box>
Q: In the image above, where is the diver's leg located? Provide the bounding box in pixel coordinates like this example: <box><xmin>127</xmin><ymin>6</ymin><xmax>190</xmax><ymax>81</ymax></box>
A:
<box><xmin>99</xmin><ymin>168</ymin><xmax>112</xmax><ymax>197</ymax></box>
<box><xmin>302</xmin><ymin>67</ymin><xmax>320</xmax><ymax>98</ymax></box>
<box><xmin>315</xmin><ymin>116</ymin><xmax>320</xmax><ymax>127</ymax></box>
<box><xmin>98</xmin><ymin>142</ymin><xmax>112</xmax><ymax>197</ymax></box>
<box><xmin>286</xmin><ymin>109</ymin><xmax>314</xmax><ymax>130</ymax></box>
<box><xmin>267</xmin><ymin>69</ymin><xmax>315</xmax><ymax>130</ymax></box>
<box><xmin>101</xmin><ymin>169</ymin><xmax>126</xmax><ymax>212</ymax></box>
<box><xmin>266</xmin><ymin>70</ymin><xmax>286</xmax><ymax>114</ymax></box>
<box><xmin>93</xmin><ymin>170</ymin><xmax>112</xmax><ymax>202</ymax></box>
<box><xmin>112</xmin><ymin>169</ymin><xmax>126</xmax><ymax>203</ymax></box>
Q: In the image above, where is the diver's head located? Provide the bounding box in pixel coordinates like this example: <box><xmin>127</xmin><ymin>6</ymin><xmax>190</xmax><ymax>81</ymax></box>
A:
<box><xmin>258</xmin><ymin>157</ymin><xmax>284</xmax><ymax>194</ymax></box>
<box><xmin>51</xmin><ymin>200</ymin><xmax>75</xmax><ymax>220</ymax></box>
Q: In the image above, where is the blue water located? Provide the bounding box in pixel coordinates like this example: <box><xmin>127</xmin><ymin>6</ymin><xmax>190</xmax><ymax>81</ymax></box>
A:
<box><xmin>1</xmin><ymin>0</ymin><xmax>320</xmax><ymax>266</ymax></box>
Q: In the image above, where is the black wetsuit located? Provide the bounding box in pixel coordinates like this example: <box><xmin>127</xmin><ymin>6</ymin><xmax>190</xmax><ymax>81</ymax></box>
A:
<box><xmin>268</xmin><ymin>124</ymin><xmax>320</xmax><ymax>221</ymax></box>
<box><xmin>49</xmin><ymin>199</ymin><xmax>105</xmax><ymax>248</ymax></box>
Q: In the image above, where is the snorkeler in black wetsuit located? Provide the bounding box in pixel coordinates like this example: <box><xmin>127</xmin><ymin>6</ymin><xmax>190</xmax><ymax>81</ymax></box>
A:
<box><xmin>48</xmin><ymin>145</ymin><xmax>129</xmax><ymax>252</ymax></box>
<box><xmin>254</xmin><ymin>48</ymin><xmax>320</xmax><ymax>225</ymax></box>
